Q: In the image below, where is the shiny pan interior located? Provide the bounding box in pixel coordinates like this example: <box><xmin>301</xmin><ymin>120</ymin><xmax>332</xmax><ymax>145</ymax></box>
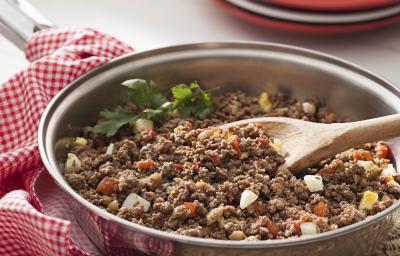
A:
<box><xmin>38</xmin><ymin>42</ymin><xmax>400</xmax><ymax>256</ymax></box>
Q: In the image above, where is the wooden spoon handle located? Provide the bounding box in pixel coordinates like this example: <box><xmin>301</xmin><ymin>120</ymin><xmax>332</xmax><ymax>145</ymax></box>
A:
<box><xmin>337</xmin><ymin>113</ymin><xmax>400</xmax><ymax>147</ymax></box>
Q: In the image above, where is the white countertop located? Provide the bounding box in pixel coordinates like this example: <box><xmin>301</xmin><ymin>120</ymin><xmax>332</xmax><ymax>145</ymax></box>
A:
<box><xmin>1</xmin><ymin>0</ymin><xmax>400</xmax><ymax>86</ymax></box>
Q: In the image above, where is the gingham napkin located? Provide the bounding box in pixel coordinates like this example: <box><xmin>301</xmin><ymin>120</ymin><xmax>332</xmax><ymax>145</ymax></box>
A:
<box><xmin>0</xmin><ymin>27</ymin><xmax>173</xmax><ymax>256</ymax></box>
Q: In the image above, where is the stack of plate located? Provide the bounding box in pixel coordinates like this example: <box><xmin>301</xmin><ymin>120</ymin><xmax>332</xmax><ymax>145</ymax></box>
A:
<box><xmin>213</xmin><ymin>0</ymin><xmax>400</xmax><ymax>33</ymax></box>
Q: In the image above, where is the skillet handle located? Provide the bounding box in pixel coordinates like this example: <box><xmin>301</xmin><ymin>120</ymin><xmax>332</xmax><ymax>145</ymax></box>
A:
<box><xmin>0</xmin><ymin>0</ymin><xmax>53</xmax><ymax>51</ymax></box>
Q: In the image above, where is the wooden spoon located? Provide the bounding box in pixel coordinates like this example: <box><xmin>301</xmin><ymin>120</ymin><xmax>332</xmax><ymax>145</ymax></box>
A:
<box><xmin>220</xmin><ymin>114</ymin><xmax>400</xmax><ymax>172</ymax></box>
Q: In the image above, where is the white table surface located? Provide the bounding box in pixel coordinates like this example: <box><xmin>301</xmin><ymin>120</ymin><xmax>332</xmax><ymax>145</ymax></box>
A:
<box><xmin>1</xmin><ymin>0</ymin><xmax>400</xmax><ymax>86</ymax></box>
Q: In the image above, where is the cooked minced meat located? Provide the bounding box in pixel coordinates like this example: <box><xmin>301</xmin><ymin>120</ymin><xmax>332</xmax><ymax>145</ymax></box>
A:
<box><xmin>63</xmin><ymin>91</ymin><xmax>399</xmax><ymax>240</ymax></box>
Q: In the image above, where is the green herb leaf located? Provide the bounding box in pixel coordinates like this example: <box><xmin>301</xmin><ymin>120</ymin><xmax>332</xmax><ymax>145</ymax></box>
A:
<box><xmin>122</xmin><ymin>79</ymin><xmax>167</xmax><ymax>109</ymax></box>
<box><xmin>171</xmin><ymin>84</ymin><xmax>193</xmax><ymax>108</ymax></box>
<box><xmin>142</xmin><ymin>109</ymin><xmax>165</xmax><ymax>119</ymax></box>
<box><xmin>171</xmin><ymin>82</ymin><xmax>216</xmax><ymax>119</ymax></box>
<box><xmin>93</xmin><ymin>106</ymin><xmax>138</xmax><ymax>137</ymax></box>
<box><xmin>94</xmin><ymin>79</ymin><xmax>217</xmax><ymax>137</ymax></box>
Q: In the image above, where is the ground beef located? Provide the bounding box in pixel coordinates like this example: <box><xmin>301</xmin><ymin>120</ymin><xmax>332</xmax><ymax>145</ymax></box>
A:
<box><xmin>267</xmin><ymin>198</ymin><xmax>287</xmax><ymax>214</ymax></box>
<box><xmin>64</xmin><ymin>173</ymin><xmax>87</xmax><ymax>190</ymax></box>
<box><xmin>62</xmin><ymin>90</ymin><xmax>399</xmax><ymax>241</ymax></box>
<box><xmin>116</xmin><ymin>139</ymin><xmax>139</xmax><ymax>162</ymax></box>
<box><xmin>331</xmin><ymin>203</ymin><xmax>366</xmax><ymax>227</ymax></box>
<box><xmin>118</xmin><ymin>171</ymin><xmax>141</xmax><ymax>193</ymax></box>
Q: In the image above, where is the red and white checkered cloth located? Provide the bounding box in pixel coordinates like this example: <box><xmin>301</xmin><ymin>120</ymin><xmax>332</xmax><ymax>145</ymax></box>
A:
<box><xmin>0</xmin><ymin>28</ymin><xmax>173</xmax><ymax>256</ymax></box>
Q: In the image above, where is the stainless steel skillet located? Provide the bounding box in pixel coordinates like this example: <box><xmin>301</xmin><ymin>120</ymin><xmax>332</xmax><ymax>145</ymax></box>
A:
<box><xmin>2</xmin><ymin>1</ymin><xmax>400</xmax><ymax>256</ymax></box>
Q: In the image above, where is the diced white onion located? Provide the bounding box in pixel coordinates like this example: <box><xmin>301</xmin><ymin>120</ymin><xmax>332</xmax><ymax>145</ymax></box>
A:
<box><xmin>240</xmin><ymin>190</ymin><xmax>258</xmax><ymax>209</ymax></box>
<box><xmin>357</xmin><ymin>160</ymin><xmax>379</xmax><ymax>172</ymax></box>
<box><xmin>135</xmin><ymin>118</ymin><xmax>153</xmax><ymax>133</ymax></box>
<box><xmin>229</xmin><ymin>230</ymin><xmax>246</xmax><ymax>240</ymax></box>
<box><xmin>302</xmin><ymin>102</ymin><xmax>316</xmax><ymax>115</ymax></box>
<box><xmin>122</xmin><ymin>193</ymin><xmax>151</xmax><ymax>212</ymax></box>
<box><xmin>300</xmin><ymin>222</ymin><xmax>317</xmax><ymax>235</ymax></box>
<box><xmin>65</xmin><ymin>153</ymin><xmax>81</xmax><ymax>172</ymax></box>
<box><xmin>206</xmin><ymin>206</ymin><xmax>225</xmax><ymax>225</ymax></box>
<box><xmin>304</xmin><ymin>175</ymin><xmax>324</xmax><ymax>192</ymax></box>
<box><xmin>381</xmin><ymin>164</ymin><xmax>396</xmax><ymax>177</ymax></box>
<box><xmin>198</xmin><ymin>128</ymin><xmax>216</xmax><ymax>141</ymax></box>
<box><xmin>106</xmin><ymin>143</ymin><xmax>114</xmax><ymax>155</ymax></box>
<box><xmin>245</xmin><ymin>236</ymin><xmax>259</xmax><ymax>241</ymax></box>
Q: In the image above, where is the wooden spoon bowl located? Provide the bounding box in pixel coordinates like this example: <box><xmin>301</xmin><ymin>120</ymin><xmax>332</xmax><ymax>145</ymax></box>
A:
<box><xmin>220</xmin><ymin>114</ymin><xmax>400</xmax><ymax>171</ymax></box>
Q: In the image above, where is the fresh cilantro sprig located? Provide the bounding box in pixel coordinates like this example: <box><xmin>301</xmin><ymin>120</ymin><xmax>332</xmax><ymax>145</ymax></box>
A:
<box><xmin>122</xmin><ymin>79</ymin><xmax>167</xmax><ymax>109</ymax></box>
<box><xmin>171</xmin><ymin>82</ymin><xmax>216</xmax><ymax>119</ymax></box>
<box><xmin>93</xmin><ymin>79</ymin><xmax>217</xmax><ymax>137</ymax></box>
<box><xmin>93</xmin><ymin>106</ymin><xmax>138</xmax><ymax>137</ymax></box>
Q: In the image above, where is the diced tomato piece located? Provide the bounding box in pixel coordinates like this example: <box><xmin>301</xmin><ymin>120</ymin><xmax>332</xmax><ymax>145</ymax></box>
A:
<box><xmin>293</xmin><ymin>221</ymin><xmax>301</xmax><ymax>235</ymax></box>
<box><xmin>136</xmin><ymin>159</ymin><xmax>155</xmax><ymax>170</ymax></box>
<box><xmin>265</xmin><ymin>220</ymin><xmax>280</xmax><ymax>236</ymax></box>
<box><xmin>211</xmin><ymin>154</ymin><xmax>221</xmax><ymax>165</ymax></box>
<box><xmin>142</xmin><ymin>130</ymin><xmax>158</xmax><ymax>144</ymax></box>
<box><xmin>353</xmin><ymin>151</ymin><xmax>362</xmax><ymax>162</ymax></box>
<box><xmin>259</xmin><ymin>137</ymin><xmax>268</xmax><ymax>147</ymax></box>
<box><xmin>183</xmin><ymin>202</ymin><xmax>198</xmax><ymax>217</ymax></box>
<box><xmin>313</xmin><ymin>201</ymin><xmax>329</xmax><ymax>217</ymax></box>
<box><xmin>172</xmin><ymin>163</ymin><xmax>184</xmax><ymax>169</ymax></box>
<box><xmin>376</xmin><ymin>144</ymin><xmax>389</xmax><ymax>159</ymax></box>
<box><xmin>353</xmin><ymin>150</ymin><xmax>372</xmax><ymax>161</ymax></box>
<box><xmin>251</xmin><ymin>201</ymin><xmax>266</xmax><ymax>215</ymax></box>
<box><xmin>302</xmin><ymin>215</ymin><xmax>313</xmax><ymax>222</ymax></box>
<box><xmin>363</xmin><ymin>151</ymin><xmax>373</xmax><ymax>161</ymax></box>
<box><xmin>319</xmin><ymin>167</ymin><xmax>335</xmax><ymax>175</ymax></box>
<box><xmin>230</xmin><ymin>139</ymin><xmax>241</xmax><ymax>158</ymax></box>
<box><xmin>96</xmin><ymin>177</ymin><xmax>119</xmax><ymax>195</ymax></box>
<box><xmin>148</xmin><ymin>130</ymin><xmax>158</xmax><ymax>139</ymax></box>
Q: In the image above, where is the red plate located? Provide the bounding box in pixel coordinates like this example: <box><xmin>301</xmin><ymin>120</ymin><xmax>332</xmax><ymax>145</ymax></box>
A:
<box><xmin>213</xmin><ymin>0</ymin><xmax>400</xmax><ymax>34</ymax></box>
<box><xmin>267</xmin><ymin>0</ymin><xmax>400</xmax><ymax>12</ymax></box>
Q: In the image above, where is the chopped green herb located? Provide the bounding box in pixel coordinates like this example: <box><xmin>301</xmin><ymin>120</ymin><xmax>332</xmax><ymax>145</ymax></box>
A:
<box><xmin>122</xmin><ymin>79</ymin><xmax>167</xmax><ymax>109</ymax></box>
<box><xmin>93</xmin><ymin>106</ymin><xmax>138</xmax><ymax>137</ymax></box>
<box><xmin>171</xmin><ymin>84</ymin><xmax>193</xmax><ymax>108</ymax></box>
<box><xmin>94</xmin><ymin>79</ymin><xmax>217</xmax><ymax>137</ymax></box>
<box><xmin>171</xmin><ymin>82</ymin><xmax>216</xmax><ymax>119</ymax></box>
